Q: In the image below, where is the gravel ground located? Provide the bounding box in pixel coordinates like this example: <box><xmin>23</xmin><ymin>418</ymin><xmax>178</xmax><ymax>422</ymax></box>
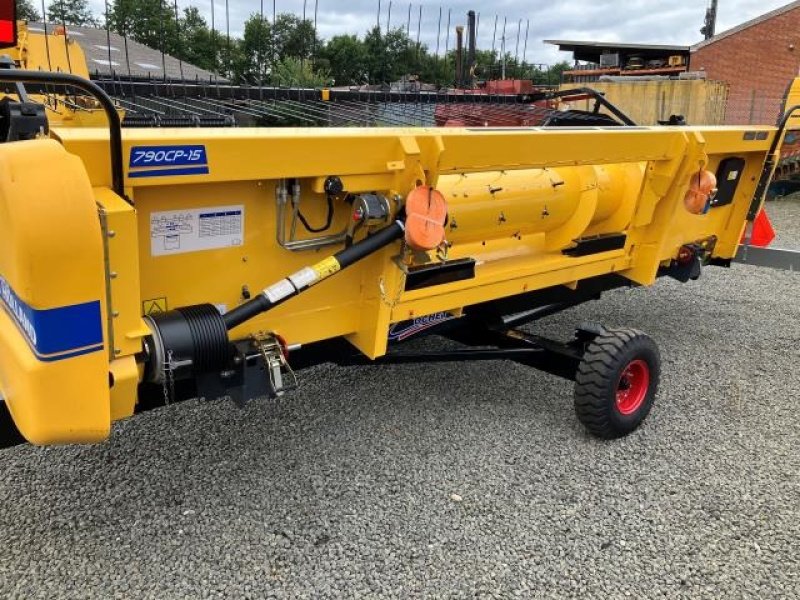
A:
<box><xmin>771</xmin><ymin>194</ymin><xmax>800</xmax><ymax>247</ymax></box>
<box><xmin>1</xmin><ymin>201</ymin><xmax>799</xmax><ymax>599</ymax></box>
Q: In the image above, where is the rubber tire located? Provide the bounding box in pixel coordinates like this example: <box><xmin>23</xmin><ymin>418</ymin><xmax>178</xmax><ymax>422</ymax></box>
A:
<box><xmin>574</xmin><ymin>328</ymin><xmax>660</xmax><ymax>439</ymax></box>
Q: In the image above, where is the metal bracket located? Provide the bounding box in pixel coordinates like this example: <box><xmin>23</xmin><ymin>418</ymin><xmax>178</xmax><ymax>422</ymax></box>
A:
<box><xmin>209</xmin><ymin>334</ymin><xmax>298</xmax><ymax>407</ymax></box>
<box><xmin>734</xmin><ymin>245</ymin><xmax>800</xmax><ymax>271</ymax></box>
<box><xmin>275</xmin><ymin>179</ymin><xmax>348</xmax><ymax>251</ymax></box>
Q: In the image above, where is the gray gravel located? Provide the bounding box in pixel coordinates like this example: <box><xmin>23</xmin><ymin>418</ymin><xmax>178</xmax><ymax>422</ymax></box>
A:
<box><xmin>771</xmin><ymin>194</ymin><xmax>800</xmax><ymax>247</ymax></box>
<box><xmin>1</xmin><ymin>201</ymin><xmax>800</xmax><ymax>599</ymax></box>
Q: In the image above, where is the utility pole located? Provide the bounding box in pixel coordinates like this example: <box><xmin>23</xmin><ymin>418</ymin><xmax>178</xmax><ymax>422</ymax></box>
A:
<box><xmin>701</xmin><ymin>0</ymin><xmax>718</xmax><ymax>40</ymax></box>
<box><xmin>500</xmin><ymin>17</ymin><xmax>507</xmax><ymax>80</ymax></box>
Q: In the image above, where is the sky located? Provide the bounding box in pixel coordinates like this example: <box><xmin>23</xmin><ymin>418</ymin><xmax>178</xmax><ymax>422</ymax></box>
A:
<box><xmin>86</xmin><ymin>0</ymin><xmax>794</xmax><ymax>64</ymax></box>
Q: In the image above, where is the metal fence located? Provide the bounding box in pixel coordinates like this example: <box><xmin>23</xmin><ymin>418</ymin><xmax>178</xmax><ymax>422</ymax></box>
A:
<box><xmin>721</xmin><ymin>90</ymin><xmax>784</xmax><ymax>126</ymax></box>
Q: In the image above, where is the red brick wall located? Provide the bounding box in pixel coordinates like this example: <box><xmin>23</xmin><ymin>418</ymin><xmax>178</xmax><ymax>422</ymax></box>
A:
<box><xmin>691</xmin><ymin>7</ymin><xmax>800</xmax><ymax>125</ymax></box>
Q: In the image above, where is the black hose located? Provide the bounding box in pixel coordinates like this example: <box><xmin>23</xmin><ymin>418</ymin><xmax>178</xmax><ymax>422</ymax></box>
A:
<box><xmin>297</xmin><ymin>194</ymin><xmax>334</xmax><ymax>233</ymax></box>
<box><xmin>224</xmin><ymin>220</ymin><xmax>405</xmax><ymax>330</ymax></box>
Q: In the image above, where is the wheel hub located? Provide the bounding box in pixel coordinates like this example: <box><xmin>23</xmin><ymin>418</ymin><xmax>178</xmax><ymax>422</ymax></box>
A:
<box><xmin>615</xmin><ymin>359</ymin><xmax>650</xmax><ymax>415</ymax></box>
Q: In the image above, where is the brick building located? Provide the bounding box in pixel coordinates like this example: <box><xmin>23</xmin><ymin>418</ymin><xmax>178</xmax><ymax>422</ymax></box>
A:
<box><xmin>691</xmin><ymin>2</ymin><xmax>800</xmax><ymax>125</ymax></box>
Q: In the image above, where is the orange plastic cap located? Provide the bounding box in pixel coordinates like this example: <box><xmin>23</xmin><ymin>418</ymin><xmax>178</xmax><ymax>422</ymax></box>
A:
<box><xmin>684</xmin><ymin>169</ymin><xmax>717</xmax><ymax>214</ymax></box>
<box><xmin>404</xmin><ymin>185</ymin><xmax>448</xmax><ymax>251</ymax></box>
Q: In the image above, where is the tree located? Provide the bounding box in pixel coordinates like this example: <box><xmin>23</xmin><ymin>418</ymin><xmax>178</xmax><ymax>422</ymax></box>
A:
<box><xmin>272</xmin><ymin>57</ymin><xmax>329</xmax><ymax>88</ymax></box>
<box><xmin>545</xmin><ymin>61</ymin><xmax>571</xmax><ymax>86</ymax></box>
<box><xmin>46</xmin><ymin>0</ymin><xmax>99</xmax><ymax>26</ymax></box>
<box><xmin>176</xmin><ymin>7</ymin><xmax>217</xmax><ymax>73</ymax></box>
<box><xmin>107</xmin><ymin>0</ymin><xmax>178</xmax><ymax>55</ymax></box>
<box><xmin>272</xmin><ymin>14</ymin><xmax>319</xmax><ymax>62</ymax></box>
<box><xmin>17</xmin><ymin>0</ymin><xmax>41</xmax><ymax>21</ymax></box>
<box><xmin>321</xmin><ymin>35</ymin><xmax>367</xmax><ymax>86</ymax></box>
<box><xmin>235</xmin><ymin>13</ymin><xmax>272</xmax><ymax>84</ymax></box>
<box><xmin>363</xmin><ymin>26</ymin><xmax>420</xmax><ymax>85</ymax></box>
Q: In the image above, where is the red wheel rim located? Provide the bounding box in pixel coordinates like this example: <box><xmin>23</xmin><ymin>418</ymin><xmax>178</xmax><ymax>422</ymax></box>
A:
<box><xmin>615</xmin><ymin>359</ymin><xmax>650</xmax><ymax>416</ymax></box>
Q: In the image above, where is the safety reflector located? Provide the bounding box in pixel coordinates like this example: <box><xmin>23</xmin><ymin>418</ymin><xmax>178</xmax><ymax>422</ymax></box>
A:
<box><xmin>0</xmin><ymin>0</ymin><xmax>16</xmax><ymax>48</ymax></box>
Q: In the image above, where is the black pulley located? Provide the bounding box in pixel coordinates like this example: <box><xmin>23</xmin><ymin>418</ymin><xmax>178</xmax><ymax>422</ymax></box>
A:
<box><xmin>144</xmin><ymin>304</ymin><xmax>231</xmax><ymax>383</ymax></box>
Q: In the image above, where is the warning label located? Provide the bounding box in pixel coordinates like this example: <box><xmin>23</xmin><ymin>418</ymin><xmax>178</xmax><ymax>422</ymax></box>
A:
<box><xmin>311</xmin><ymin>257</ymin><xmax>341</xmax><ymax>280</ymax></box>
<box><xmin>150</xmin><ymin>205</ymin><xmax>244</xmax><ymax>256</ymax></box>
<box><xmin>142</xmin><ymin>297</ymin><xmax>168</xmax><ymax>315</ymax></box>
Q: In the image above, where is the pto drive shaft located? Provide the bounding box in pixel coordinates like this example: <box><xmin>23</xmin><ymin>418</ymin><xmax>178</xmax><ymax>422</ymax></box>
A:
<box><xmin>144</xmin><ymin>220</ymin><xmax>406</xmax><ymax>391</ymax></box>
<box><xmin>224</xmin><ymin>220</ymin><xmax>405</xmax><ymax>329</ymax></box>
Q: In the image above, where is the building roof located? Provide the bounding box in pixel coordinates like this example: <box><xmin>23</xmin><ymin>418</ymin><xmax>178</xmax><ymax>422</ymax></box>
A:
<box><xmin>692</xmin><ymin>1</ymin><xmax>800</xmax><ymax>50</ymax></box>
<box><xmin>545</xmin><ymin>40</ymin><xmax>690</xmax><ymax>63</ymax></box>
<box><xmin>27</xmin><ymin>21</ymin><xmax>223</xmax><ymax>82</ymax></box>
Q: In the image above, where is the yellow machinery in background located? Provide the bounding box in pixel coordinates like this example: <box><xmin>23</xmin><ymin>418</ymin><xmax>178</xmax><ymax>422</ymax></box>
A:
<box><xmin>0</xmin><ymin>17</ymin><xmax>120</xmax><ymax>128</ymax></box>
<box><xmin>0</xmin><ymin>12</ymin><xmax>797</xmax><ymax>447</ymax></box>
<box><xmin>559</xmin><ymin>78</ymin><xmax>730</xmax><ymax>126</ymax></box>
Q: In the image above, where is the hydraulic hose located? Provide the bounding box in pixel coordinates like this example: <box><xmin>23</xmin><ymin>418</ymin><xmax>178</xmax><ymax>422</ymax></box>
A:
<box><xmin>223</xmin><ymin>220</ymin><xmax>406</xmax><ymax>330</ymax></box>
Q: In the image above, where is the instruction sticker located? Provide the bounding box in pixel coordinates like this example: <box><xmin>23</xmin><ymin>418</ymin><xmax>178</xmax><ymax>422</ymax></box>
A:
<box><xmin>150</xmin><ymin>205</ymin><xmax>244</xmax><ymax>256</ymax></box>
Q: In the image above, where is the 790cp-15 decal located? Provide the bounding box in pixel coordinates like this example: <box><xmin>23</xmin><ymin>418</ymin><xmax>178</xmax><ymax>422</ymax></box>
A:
<box><xmin>128</xmin><ymin>145</ymin><xmax>209</xmax><ymax>178</ymax></box>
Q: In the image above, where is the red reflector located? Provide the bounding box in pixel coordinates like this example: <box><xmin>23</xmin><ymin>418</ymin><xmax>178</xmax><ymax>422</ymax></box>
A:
<box><xmin>677</xmin><ymin>246</ymin><xmax>694</xmax><ymax>265</ymax></box>
<box><xmin>0</xmin><ymin>19</ymin><xmax>13</xmax><ymax>46</ymax></box>
<box><xmin>741</xmin><ymin>208</ymin><xmax>776</xmax><ymax>248</ymax></box>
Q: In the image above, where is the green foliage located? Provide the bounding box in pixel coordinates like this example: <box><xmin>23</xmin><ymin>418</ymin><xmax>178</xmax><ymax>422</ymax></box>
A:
<box><xmin>46</xmin><ymin>0</ymin><xmax>98</xmax><ymax>26</ymax></box>
<box><xmin>175</xmin><ymin>7</ymin><xmax>218</xmax><ymax>73</ymax></box>
<box><xmin>234</xmin><ymin>13</ymin><xmax>272</xmax><ymax>83</ymax></box>
<box><xmin>107</xmin><ymin>0</ymin><xmax>178</xmax><ymax>54</ymax></box>
<box><xmin>272</xmin><ymin>14</ymin><xmax>319</xmax><ymax>62</ymax></box>
<box><xmin>62</xmin><ymin>2</ymin><xmax>565</xmax><ymax>89</ymax></box>
<box><xmin>272</xmin><ymin>56</ymin><xmax>329</xmax><ymax>88</ymax></box>
<box><xmin>320</xmin><ymin>34</ymin><xmax>367</xmax><ymax>86</ymax></box>
<box><xmin>363</xmin><ymin>27</ymin><xmax>421</xmax><ymax>84</ymax></box>
<box><xmin>17</xmin><ymin>0</ymin><xmax>41</xmax><ymax>21</ymax></box>
<box><xmin>543</xmin><ymin>61</ymin><xmax>572</xmax><ymax>85</ymax></box>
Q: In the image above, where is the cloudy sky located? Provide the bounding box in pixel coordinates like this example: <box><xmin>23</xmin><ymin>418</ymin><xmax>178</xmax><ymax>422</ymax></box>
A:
<box><xmin>87</xmin><ymin>0</ymin><xmax>792</xmax><ymax>64</ymax></box>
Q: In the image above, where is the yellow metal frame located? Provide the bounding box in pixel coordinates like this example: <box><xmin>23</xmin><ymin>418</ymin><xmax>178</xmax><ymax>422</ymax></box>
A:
<box><xmin>0</xmin><ymin>118</ymin><xmax>780</xmax><ymax>445</ymax></box>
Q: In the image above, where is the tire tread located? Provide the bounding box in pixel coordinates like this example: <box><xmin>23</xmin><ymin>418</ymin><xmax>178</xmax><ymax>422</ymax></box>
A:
<box><xmin>573</xmin><ymin>328</ymin><xmax>659</xmax><ymax>439</ymax></box>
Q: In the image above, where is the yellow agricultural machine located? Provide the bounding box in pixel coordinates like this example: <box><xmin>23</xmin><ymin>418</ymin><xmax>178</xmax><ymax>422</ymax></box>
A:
<box><xmin>0</xmin><ymin>8</ymin><xmax>797</xmax><ymax>448</ymax></box>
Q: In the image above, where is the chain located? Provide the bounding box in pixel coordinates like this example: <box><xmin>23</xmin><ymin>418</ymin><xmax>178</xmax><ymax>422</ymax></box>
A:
<box><xmin>162</xmin><ymin>349</ymin><xmax>175</xmax><ymax>406</ymax></box>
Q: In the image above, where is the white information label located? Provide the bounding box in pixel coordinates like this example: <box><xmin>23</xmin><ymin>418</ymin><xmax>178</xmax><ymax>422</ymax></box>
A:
<box><xmin>288</xmin><ymin>267</ymin><xmax>319</xmax><ymax>290</ymax></box>
<box><xmin>264</xmin><ymin>279</ymin><xmax>296</xmax><ymax>304</ymax></box>
<box><xmin>150</xmin><ymin>205</ymin><xmax>244</xmax><ymax>256</ymax></box>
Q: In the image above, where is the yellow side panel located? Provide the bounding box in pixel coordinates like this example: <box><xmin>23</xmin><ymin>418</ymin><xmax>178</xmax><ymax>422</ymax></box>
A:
<box><xmin>0</xmin><ymin>139</ymin><xmax>110</xmax><ymax>444</ymax></box>
<box><xmin>96</xmin><ymin>187</ymin><xmax>150</xmax><ymax>358</ymax></box>
<box><xmin>109</xmin><ymin>356</ymin><xmax>138</xmax><ymax>421</ymax></box>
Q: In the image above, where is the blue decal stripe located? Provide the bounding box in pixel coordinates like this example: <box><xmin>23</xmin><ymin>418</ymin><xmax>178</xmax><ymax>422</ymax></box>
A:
<box><xmin>128</xmin><ymin>166</ymin><xmax>210</xmax><ymax>178</ymax></box>
<box><xmin>0</xmin><ymin>276</ymin><xmax>105</xmax><ymax>362</ymax></box>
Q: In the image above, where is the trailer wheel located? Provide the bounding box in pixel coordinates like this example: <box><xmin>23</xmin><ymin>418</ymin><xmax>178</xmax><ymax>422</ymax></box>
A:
<box><xmin>574</xmin><ymin>328</ymin><xmax>660</xmax><ymax>439</ymax></box>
